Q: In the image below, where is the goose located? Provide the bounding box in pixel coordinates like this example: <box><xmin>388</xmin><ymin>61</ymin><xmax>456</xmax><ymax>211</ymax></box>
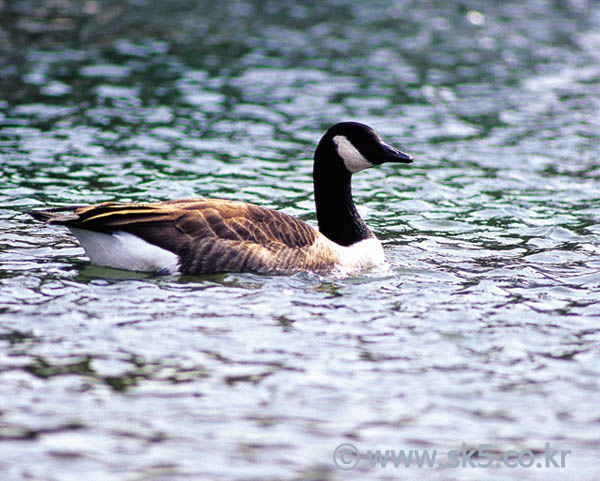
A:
<box><xmin>30</xmin><ymin>122</ymin><xmax>412</xmax><ymax>275</ymax></box>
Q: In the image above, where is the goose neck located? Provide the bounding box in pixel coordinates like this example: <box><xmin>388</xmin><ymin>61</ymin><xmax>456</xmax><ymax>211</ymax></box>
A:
<box><xmin>313</xmin><ymin>148</ymin><xmax>371</xmax><ymax>246</ymax></box>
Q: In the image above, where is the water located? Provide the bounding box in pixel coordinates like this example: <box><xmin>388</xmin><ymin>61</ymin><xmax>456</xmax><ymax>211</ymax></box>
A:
<box><xmin>1</xmin><ymin>1</ymin><xmax>600</xmax><ymax>479</ymax></box>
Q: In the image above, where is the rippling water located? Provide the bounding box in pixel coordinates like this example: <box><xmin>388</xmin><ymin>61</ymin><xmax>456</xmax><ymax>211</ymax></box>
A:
<box><xmin>1</xmin><ymin>1</ymin><xmax>599</xmax><ymax>480</ymax></box>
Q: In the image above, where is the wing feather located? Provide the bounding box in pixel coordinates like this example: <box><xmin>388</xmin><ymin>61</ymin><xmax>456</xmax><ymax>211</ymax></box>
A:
<box><xmin>32</xmin><ymin>199</ymin><xmax>327</xmax><ymax>273</ymax></box>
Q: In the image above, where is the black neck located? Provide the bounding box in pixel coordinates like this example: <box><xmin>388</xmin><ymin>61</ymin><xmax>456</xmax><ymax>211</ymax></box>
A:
<box><xmin>313</xmin><ymin>143</ymin><xmax>372</xmax><ymax>246</ymax></box>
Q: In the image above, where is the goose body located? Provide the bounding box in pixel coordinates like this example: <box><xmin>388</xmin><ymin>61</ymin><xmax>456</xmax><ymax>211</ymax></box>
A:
<box><xmin>30</xmin><ymin>122</ymin><xmax>412</xmax><ymax>275</ymax></box>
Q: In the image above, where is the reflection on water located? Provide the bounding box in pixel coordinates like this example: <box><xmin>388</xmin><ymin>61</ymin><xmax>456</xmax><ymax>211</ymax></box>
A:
<box><xmin>1</xmin><ymin>1</ymin><xmax>600</xmax><ymax>480</ymax></box>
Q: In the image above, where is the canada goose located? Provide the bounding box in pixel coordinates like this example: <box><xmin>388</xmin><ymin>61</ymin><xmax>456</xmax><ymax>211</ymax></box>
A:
<box><xmin>30</xmin><ymin>122</ymin><xmax>412</xmax><ymax>275</ymax></box>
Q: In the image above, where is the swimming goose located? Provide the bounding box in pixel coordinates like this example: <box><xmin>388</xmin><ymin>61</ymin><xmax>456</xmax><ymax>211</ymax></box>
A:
<box><xmin>30</xmin><ymin>122</ymin><xmax>412</xmax><ymax>275</ymax></box>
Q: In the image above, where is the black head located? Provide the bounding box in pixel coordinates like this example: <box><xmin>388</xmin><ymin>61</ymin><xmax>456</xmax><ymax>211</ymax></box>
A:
<box><xmin>315</xmin><ymin>121</ymin><xmax>412</xmax><ymax>174</ymax></box>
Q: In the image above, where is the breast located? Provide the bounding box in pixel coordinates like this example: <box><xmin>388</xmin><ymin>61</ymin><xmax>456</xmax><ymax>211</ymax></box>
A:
<box><xmin>318</xmin><ymin>235</ymin><xmax>385</xmax><ymax>275</ymax></box>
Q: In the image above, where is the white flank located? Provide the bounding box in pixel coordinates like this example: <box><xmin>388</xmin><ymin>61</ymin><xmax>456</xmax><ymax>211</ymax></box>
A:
<box><xmin>69</xmin><ymin>228</ymin><xmax>180</xmax><ymax>274</ymax></box>
<box><xmin>333</xmin><ymin>135</ymin><xmax>374</xmax><ymax>173</ymax></box>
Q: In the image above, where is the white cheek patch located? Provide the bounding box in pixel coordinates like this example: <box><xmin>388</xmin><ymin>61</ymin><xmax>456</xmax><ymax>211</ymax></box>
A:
<box><xmin>333</xmin><ymin>135</ymin><xmax>374</xmax><ymax>173</ymax></box>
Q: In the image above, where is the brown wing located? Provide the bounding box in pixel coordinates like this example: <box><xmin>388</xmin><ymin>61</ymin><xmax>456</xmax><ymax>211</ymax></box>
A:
<box><xmin>33</xmin><ymin>199</ymin><xmax>326</xmax><ymax>273</ymax></box>
<box><xmin>67</xmin><ymin>199</ymin><xmax>317</xmax><ymax>246</ymax></box>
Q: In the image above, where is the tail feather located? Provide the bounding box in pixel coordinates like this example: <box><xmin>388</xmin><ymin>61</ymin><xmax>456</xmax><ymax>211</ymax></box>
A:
<box><xmin>29</xmin><ymin>206</ymin><xmax>83</xmax><ymax>225</ymax></box>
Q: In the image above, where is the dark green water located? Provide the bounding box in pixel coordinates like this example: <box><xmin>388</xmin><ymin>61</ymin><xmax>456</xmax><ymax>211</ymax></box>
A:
<box><xmin>1</xmin><ymin>1</ymin><xmax>599</xmax><ymax>480</ymax></box>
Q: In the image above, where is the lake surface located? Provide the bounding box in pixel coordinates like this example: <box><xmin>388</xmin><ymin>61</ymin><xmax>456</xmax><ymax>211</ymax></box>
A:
<box><xmin>1</xmin><ymin>1</ymin><xmax>599</xmax><ymax>479</ymax></box>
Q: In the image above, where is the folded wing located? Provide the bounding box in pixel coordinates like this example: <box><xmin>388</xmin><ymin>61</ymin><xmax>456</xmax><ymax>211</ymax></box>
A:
<box><xmin>31</xmin><ymin>199</ymin><xmax>329</xmax><ymax>273</ymax></box>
